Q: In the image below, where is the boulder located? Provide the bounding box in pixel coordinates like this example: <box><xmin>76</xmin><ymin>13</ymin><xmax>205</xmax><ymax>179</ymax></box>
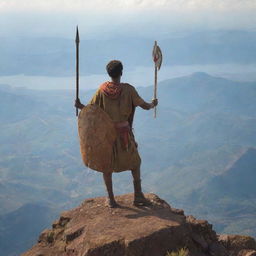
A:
<box><xmin>21</xmin><ymin>194</ymin><xmax>255</xmax><ymax>256</ymax></box>
<box><xmin>218</xmin><ymin>234</ymin><xmax>256</xmax><ymax>256</ymax></box>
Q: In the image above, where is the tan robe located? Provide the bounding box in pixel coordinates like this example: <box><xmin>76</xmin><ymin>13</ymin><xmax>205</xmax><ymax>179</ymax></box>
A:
<box><xmin>90</xmin><ymin>82</ymin><xmax>145</xmax><ymax>172</ymax></box>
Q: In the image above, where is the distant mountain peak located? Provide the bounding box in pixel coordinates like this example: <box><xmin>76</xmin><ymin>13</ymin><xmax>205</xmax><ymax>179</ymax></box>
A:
<box><xmin>190</xmin><ymin>72</ymin><xmax>212</xmax><ymax>79</ymax></box>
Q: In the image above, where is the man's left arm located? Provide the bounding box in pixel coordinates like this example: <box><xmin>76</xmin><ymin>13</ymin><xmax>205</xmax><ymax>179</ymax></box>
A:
<box><xmin>75</xmin><ymin>98</ymin><xmax>85</xmax><ymax>110</ymax></box>
<box><xmin>74</xmin><ymin>88</ymin><xmax>102</xmax><ymax>110</ymax></box>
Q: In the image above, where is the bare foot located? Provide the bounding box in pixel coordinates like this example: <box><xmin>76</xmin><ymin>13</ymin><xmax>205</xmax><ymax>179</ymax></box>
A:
<box><xmin>106</xmin><ymin>199</ymin><xmax>120</xmax><ymax>208</ymax></box>
<box><xmin>133</xmin><ymin>195</ymin><xmax>152</xmax><ymax>207</ymax></box>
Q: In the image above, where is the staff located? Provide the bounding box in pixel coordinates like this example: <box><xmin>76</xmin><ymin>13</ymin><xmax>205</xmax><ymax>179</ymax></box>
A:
<box><xmin>152</xmin><ymin>41</ymin><xmax>162</xmax><ymax>118</ymax></box>
<box><xmin>75</xmin><ymin>26</ymin><xmax>80</xmax><ymax>116</ymax></box>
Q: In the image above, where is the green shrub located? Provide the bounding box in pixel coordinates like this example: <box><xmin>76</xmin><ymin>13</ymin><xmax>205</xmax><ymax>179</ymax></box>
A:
<box><xmin>166</xmin><ymin>247</ymin><xmax>189</xmax><ymax>256</ymax></box>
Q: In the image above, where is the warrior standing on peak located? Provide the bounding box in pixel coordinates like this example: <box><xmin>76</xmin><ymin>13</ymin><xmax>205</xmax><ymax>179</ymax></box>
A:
<box><xmin>75</xmin><ymin>60</ymin><xmax>158</xmax><ymax>208</ymax></box>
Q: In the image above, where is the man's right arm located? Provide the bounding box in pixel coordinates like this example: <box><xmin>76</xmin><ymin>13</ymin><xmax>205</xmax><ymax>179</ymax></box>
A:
<box><xmin>130</xmin><ymin>85</ymin><xmax>158</xmax><ymax>110</ymax></box>
<box><xmin>140</xmin><ymin>99</ymin><xmax>158</xmax><ymax>110</ymax></box>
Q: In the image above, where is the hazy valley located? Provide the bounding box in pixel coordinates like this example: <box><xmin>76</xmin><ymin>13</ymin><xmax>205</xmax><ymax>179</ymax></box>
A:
<box><xmin>0</xmin><ymin>72</ymin><xmax>256</xmax><ymax>255</ymax></box>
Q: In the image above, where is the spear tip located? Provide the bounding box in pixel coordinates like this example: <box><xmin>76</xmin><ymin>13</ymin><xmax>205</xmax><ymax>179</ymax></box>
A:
<box><xmin>76</xmin><ymin>26</ymin><xmax>80</xmax><ymax>43</ymax></box>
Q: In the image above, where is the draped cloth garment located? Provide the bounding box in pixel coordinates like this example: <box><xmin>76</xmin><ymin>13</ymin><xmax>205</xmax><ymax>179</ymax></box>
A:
<box><xmin>90</xmin><ymin>82</ymin><xmax>145</xmax><ymax>172</ymax></box>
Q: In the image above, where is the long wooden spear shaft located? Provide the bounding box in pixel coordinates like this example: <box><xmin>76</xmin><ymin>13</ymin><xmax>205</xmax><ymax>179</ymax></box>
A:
<box><xmin>75</xmin><ymin>26</ymin><xmax>80</xmax><ymax>117</ymax></box>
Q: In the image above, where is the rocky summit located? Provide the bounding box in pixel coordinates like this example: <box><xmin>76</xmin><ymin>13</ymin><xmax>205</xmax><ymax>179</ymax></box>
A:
<box><xmin>22</xmin><ymin>194</ymin><xmax>256</xmax><ymax>256</ymax></box>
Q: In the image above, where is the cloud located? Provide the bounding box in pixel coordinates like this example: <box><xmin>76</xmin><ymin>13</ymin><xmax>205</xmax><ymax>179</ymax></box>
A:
<box><xmin>1</xmin><ymin>0</ymin><xmax>256</xmax><ymax>12</ymax></box>
<box><xmin>0</xmin><ymin>0</ymin><xmax>255</xmax><ymax>39</ymax></box>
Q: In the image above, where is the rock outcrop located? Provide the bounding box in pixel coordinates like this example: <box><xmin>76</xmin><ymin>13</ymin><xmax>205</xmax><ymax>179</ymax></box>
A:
<box><xmin>22</xmin><ymin>193</ymin><xmax>256</xmax><ymax>256</ymax></box>
<box><xmin>218</xmin><ymin>235</ymin><xmax>256</xmax><ymax>256</ymax></box>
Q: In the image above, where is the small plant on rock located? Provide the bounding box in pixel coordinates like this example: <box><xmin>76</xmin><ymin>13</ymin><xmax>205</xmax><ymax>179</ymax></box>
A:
<box><xmin>166</xmin><ymin>247</ymin><xmax>189</xmax><ymax>256</ymax></box>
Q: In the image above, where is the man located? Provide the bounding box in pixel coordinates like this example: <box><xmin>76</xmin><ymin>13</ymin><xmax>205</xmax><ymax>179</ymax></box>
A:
<box><xmin>75</xmin><ymin>60</ymin><xmax>158</xmax><ymax>208</ymax></box>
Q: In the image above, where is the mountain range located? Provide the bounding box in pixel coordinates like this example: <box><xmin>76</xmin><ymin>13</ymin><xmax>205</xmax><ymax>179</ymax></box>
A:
<box><xmin>0</xmin><ymin>72</ymin><xmax>255</xmax><ymax>255</ymax></box>
<box><xmin>1</xmin><ymin>30</ymin><xmax>256</xmax><ymax>76</ymax></box>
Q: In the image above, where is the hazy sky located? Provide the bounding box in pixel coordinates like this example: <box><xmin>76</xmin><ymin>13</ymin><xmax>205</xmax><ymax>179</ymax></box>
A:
<box><xmin>1</xmin><ymin>0</ymin><xmax>256</xmax><ymax>89</ymax></box>
<box><xmin>1</xmin><ymin>0</ymin><xmax>255</xmax><ymax>11</ymax></box>
<box><xmin>1</xmin><ymin>0</ymin><xmax>256</xmax><ymax>39</ymax></box>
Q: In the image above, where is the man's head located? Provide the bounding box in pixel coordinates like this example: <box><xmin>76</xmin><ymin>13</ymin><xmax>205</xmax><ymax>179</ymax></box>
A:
<box><xmin>106</xmin><ymin>60</ymin><xmax>123</xmax><ymax>79</ymax></box>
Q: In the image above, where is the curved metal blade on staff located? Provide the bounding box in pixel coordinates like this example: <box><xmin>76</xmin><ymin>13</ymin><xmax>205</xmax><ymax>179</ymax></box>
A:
<box><xmin>152</xmin><ymin>41</ymin><xmax>162</xmax><ymax>118</ymax></box>
<box><xmin>75</xmin><ymin>26</ymin><xmax>80</xmax><ymax>117</ymax></box>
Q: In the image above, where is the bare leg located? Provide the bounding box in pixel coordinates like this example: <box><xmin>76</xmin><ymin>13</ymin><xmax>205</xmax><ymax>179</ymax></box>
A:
<box><xmin>131</xmin><ymin>168</ymin><xmax>151</xmax><ymax>206</ymax></box>
<box><xmin>103</xmin><ymin>172</ymin><xmax>118</xmax><ymax>208</ymax></box>
<box><xmin>131</xmin><ymin>167</ymin><xmax>141</xmax><ymax>181</ymax></box>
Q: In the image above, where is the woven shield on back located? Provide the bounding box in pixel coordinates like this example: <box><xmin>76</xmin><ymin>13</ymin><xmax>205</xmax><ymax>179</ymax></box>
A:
<box><xmin>78</xmin><ymin>104</ymin><xmax>117</xmax><ymax>173</ymax></box>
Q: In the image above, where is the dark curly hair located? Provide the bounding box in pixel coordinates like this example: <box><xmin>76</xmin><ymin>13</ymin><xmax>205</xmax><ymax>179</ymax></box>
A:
<box><xmin>106</xmin><ymin>60</ymin><xmax>123</xmax><ymax>78</ymax></box>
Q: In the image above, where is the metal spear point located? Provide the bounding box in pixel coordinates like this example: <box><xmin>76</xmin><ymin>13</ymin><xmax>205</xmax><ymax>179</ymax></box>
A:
<box><xmin>152</xmin><ymin>41</ymin><xmax>162</xmax><ymax>118</ymax></box>
<box><xmin>75</xmin><ymin>26</ymin><xmax>80</xmax><ymax>117</ymax></box>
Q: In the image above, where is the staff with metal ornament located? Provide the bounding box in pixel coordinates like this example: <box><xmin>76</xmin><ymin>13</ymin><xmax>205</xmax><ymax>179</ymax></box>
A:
<box><xmin>152</xmin><ymin>41</ymin><xmax>162</xmax><ymax>118</ymax></box>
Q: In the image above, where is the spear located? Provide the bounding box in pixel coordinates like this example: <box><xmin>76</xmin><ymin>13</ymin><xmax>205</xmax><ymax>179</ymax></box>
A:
<box><xmin>152</xmin><ymin>41</ymin><xmax>162</xmax><ymax>118</ymax></box>
<box><xmin>75</xmin><ymin>26</ymin><xmax>80</xmax><ymax>117</ymax></box>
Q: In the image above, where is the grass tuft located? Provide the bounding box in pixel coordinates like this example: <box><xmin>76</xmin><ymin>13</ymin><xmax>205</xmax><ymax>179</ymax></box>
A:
<box><xmin>166</xmin><ymin>247</ymin><xmax>189</xmax><ymax>256</ymax></box>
